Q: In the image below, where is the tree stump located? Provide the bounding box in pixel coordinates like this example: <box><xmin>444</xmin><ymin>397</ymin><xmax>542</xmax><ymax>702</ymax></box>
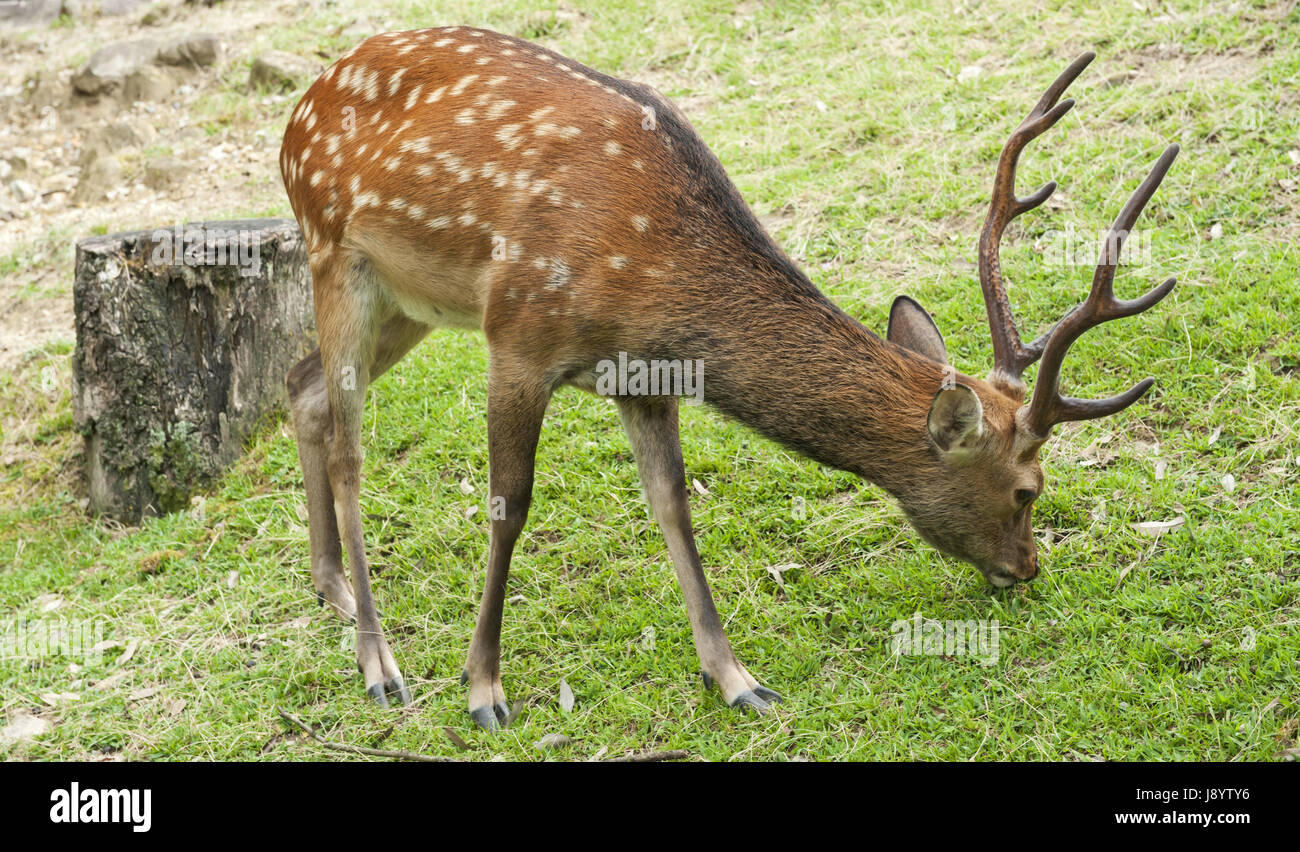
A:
<box><xmin>72</xmin><ymin>219</ymin><xmax>315</xmax><ymax>522</ymax></box>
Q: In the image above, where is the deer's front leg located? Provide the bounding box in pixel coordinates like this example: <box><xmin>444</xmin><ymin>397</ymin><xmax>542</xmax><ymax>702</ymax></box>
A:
<box><xmin>617</xmin><ymin>397</ymin><xmax>782</xmax><ymax>713</ymax></box>
<box><xmin>463</xmin><ymin>365</ymin><xmax>551</xmax><ymax>730</ymax></box>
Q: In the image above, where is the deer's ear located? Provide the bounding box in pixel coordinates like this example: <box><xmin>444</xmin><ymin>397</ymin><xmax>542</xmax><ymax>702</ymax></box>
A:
<box><xmin>928</xmin><ymin>384</ymin><xmax>984</xmax><ymax>452</ymax></box>
<box><xmin>887</xmin><ymin>296</ymin><xmax>948</xmax><ymax>364</ymax></box>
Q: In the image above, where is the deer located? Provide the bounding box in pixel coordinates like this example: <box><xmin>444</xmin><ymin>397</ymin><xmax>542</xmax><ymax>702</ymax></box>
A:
<box><xmin>278</xmin><ymin>29</ymin><xmax>1177</xmax><ymax>729</ymax></box>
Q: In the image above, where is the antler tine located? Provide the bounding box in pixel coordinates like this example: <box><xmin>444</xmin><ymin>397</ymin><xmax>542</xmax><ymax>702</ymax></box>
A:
<box><xmin>1022</xmin><ymin>144</ymin><xmax>1180</xmax><ymax>437</ymax></box>
<box><xmin>979</xmin><ymin>51</ymin><xmax>1095</xmax><ymax>394</ymax></box>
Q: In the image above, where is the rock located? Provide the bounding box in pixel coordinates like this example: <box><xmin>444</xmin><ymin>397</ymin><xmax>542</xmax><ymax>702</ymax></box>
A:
<box><xmin>72</xmin><ymin>39</ymin><xmax>161</xmax><ymax>96</ymax></box>
<box><xmin>156</xmin><ymin>34</ymin><xmax>222</xmax><ymax>68</ymax></box>
<box><xmin>249</xmin><ymin>51</ymin><xmax>315</xmax><ymax>91</ymax></box>
<box><xmin>0</xmin><ymin>0</ymin><xmax>61</xmax><ymax>28</ymax></box>
<box><xmin>9</xmin><ymin>179</ymin><xmax>38</xmax><ymax>202</ymax></box>
<box><xmin>1</xmin><ymin>710</ymin><xmax>50</xmax><ymax>744</ymax></box>
<box><xmin>27</xmin><ymin>72</ymin><xmax>66</xmax><ymax>111</ymax></box>
<box><xmin>101</xmin><ymin>0</ymin><xmax>150</xmax><ymax>13</ymax></box>
<box><xmin>79</xmin><ymin>118</ymin><xmax>157</xmax><ymax>166</ymax></box>
<box><xmin>143</xmin><ymin>157</ymin><xmax>187</xmax><ymax>190</ymax></box>
<box><xmin>122</xmin><ymin>65</ymin><xmax>173</xmax><ymax>103</ymax></box>
<box><xmin>73</xmin><ymin>155</ymin><xmax>122</xmax><ymax>202</ymax></box>
<box><xmin>0</xmin><ymin>161</ymin><xmax>10</xmax><ymax>181</ymax></box>
<box><xmin>60</xmin><ymin>0</ymin><xmax>89</xmax><ymax>17</ymax></box>
<box><xmin>73</xmin><ymin>220</ymin><xmax>316</xmax><ymax>522</ymax></box>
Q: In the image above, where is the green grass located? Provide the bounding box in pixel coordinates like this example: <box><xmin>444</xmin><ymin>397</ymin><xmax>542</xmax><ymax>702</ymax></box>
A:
<box><xmin>1</xmin><ymin>0</ymin><xmax>1298</xmax><ymax>761</ymax></box>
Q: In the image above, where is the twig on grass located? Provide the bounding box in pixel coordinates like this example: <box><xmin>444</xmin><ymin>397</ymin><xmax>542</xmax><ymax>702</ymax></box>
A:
<box><xmin>597</xmin><ymin>750</ymin><xmax>691</xmax><ymax>762</ymax></box>
<box><xmin>279</xmin><ymin>708</ymin><xmax>462</xmax><ymax>762</ymax></box>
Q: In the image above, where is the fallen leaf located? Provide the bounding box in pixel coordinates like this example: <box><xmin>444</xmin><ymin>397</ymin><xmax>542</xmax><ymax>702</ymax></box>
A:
<box><xmin>559</xmin><ymin>678</ymin><xmax>575</xmax><ymax>713</ymax></box>
<box><xmin>458</xmin><ymin>477</ymin><xmax>475</xmax><ymax>495</ymax></box>
<box><xmin>39</xmin><ymin>692</ymin><xmax>79</xmax><ymax>705</ymax></box>
<box><xmin>1154</xmin><ymin>459</ymin><xmax>1168</xmax><ymax>480</ymax></box>
<box><xmin>1221</xmin><ymin>473</ymin><xmax>1236</xmax><ymax>494</ymax></box>
<box><xmin>535</xmin><ymin>733</ymin><xmax>571</xmax><ymax>750</ymax></box>
<box><xmin>958</xmin><ymin>65</ymin><xmax>983</xmax><ymax>83</ymax></box>
<box><xmin>765</xmin><ymin>562</ymin><xmax>799</xmax><ymax>590</ymax></box>
<box><xmin>691</xmin><ymin>478</ymin><xmax>710</xmax><ymax>497</ymax></box>
<box><xmin>443</xmin><ymin>727</ymin><xmax>471</xmax><ymax>751</ymax></box>
<box><xmin>164</xmin><ymin>698</ymin><xmax>187</xmax><ymax>716</ymax></box>
<box><xmin>1131</xmin><ymin>517</ymin><xmax>1186</xmax><ymax>537</ymax></box>
<box><xmin>35</xmin><ymin>593</ymin><xmax>64</xmax><ymax>613</ymax></box>
<box><xmin>91</xmin><ymin>670</ymin><xmax>130</xmax><ymax>691</ymax></box>
<box><xmin>90</xmin><ymin>639</ymin><xmax>124</xmax><ymax>656</ymax></box>
<box><xmin>118</xmin><ymin>639</ymin><xmax>139</xmax><ymax>666</ymax></box>
<box><xmin>128</xmin><ymin>686</ymin><xmax>160</xmax><ymax>701</ymax></box>
<box><xmin>226</xmin><ymin>571</ymin><xmax>239</xmax><ymax>589</ymax></box>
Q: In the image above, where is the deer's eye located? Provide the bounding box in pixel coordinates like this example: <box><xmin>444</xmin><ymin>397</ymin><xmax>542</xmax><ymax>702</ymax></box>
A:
<box><xmin>1014</xmin><ymin>488</ymin><xmax>1038</xmax><ymax>509</ymax></box>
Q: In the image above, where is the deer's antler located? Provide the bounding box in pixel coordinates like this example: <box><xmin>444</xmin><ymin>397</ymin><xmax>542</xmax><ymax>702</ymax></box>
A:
<box><xmin>977</xmin><ymin>52</ymin><xmax>1178</xmax><ymax>436</ymax></box>
<box><xmin>1020</xmin><ymin>144</ymin><xmax>1179</xmax><ymax>437</ymax></box>
<box><xmin>978</xmin><ymin>52</ymin><xmax>1096</xmax><ymax>395</ymax></box>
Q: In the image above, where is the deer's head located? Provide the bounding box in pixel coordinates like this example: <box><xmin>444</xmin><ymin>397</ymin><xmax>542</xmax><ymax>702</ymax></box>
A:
<box><xmin>886</xmin><ymin>52</ymin><xmax>1178</xmax><ymax>588</ymax></box>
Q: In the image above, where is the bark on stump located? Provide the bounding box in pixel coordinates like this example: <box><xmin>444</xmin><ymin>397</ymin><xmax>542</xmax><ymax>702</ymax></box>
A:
<box><xmin>73</xmin><ymin>219</ymin><xmax>314</xmax><ymax>522</ymax></box>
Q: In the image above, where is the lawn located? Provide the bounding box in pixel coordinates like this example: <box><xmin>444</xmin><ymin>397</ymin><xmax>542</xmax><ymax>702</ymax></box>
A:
<box><xmin>1</xmin><ymin>0</ymin><xmax>1297</xmax><ymax>761</ymax></box>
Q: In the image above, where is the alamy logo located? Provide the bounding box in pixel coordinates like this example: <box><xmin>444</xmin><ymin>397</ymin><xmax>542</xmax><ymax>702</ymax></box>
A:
<box><xmin>890</xmin><ymin>612</ymin><xmax>999</xmax><ymax>665</ymax></box>
<box><xmin>49</xmin><ymin>782</ymin><xmax>151</xmax><ymax>832</ymax></box>
<box><xmin>595</xmin><ymin>352</ymin><xmax>704</xmax><ymax>405</ymax></box>
<box><xmin>149</xmin><ymin>224</ymin><xmax>262</xmax><ymax>277</ymax></box>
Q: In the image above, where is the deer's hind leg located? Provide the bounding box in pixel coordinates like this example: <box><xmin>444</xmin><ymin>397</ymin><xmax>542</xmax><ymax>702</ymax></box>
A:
<box><xmin>289</xmin><ymin>249</ymin><xmax>430</xmax><ymax>706</ymax></box>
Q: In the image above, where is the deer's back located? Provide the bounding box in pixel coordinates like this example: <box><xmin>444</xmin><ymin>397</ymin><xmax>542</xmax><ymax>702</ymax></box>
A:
<box><xmin>280</xmin><ymin>26</ymin><xmax>804</xmax><ymax>341</ymax></box>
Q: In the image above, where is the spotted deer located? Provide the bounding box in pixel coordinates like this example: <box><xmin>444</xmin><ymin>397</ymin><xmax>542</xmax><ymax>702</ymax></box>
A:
<box><xmin>279</xmin><ymin>32</ymin><xmax>1176</xmax><ymax>727</ymax></box>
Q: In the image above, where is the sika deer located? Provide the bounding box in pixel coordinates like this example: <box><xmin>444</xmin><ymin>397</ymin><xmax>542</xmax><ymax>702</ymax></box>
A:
<box><xmin>279</xmin><ymin>32</ymin><xmax>1176</xmax><ymax>727</ymax></box>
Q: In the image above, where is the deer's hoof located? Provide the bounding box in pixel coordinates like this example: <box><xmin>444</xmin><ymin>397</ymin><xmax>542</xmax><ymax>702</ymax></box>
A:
<box><xmin>385</xmin><ymin>676</ymin><xmax>413</xmax><ymax>706</ymax></box>
<box><xmin>752</xmin><ymin>685</ymin><xmax>783</xmax><ymax>704</ymax></box>
<box><xmin>366</xmin><ymin>682</ymin><xmax>390</xmax><ymax>708</ymax></box>
<box><xmin>469</xmin><ymin>705</ymin><xmax>501</xmax><ymax>731</ymax></box>
<box><xmin>730</xmin><ymin>690</ymin><xmax>774</xmax><ymax>714</ymax></box>
<box><xmin>363</xmin><ymin>677</ymin><xmax>411</xmax><ymax>708</ymax></box>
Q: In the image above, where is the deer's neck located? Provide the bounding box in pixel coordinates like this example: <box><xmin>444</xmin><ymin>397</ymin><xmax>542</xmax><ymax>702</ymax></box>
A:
<box><xmin>668</xmin><ymin>265</ymin><xmax>945</xmax><ymax>497</ymax></box>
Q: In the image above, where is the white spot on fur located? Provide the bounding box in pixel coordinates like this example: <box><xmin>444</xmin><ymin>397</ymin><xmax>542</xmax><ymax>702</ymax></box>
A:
<box><xmin>451</xmin><ymin>74</ymin><xmax>479</xmax><ymax>95</ymax></box>
<box><xmin>545</xmin><ymin>258</ymin><xmax>571</xmax><ymax>290</ymax></box>
<box><xmin>487</xmin><ymin>99</ymin><xmax>516</xmax><ymax>119</ymax></box>
<box><xmin>632</xmin><ymin>215</ymin><xmax>649</xmax><ymax>232</ymax></box>
<box><xmin>609</xmin><ymin>256</ymin><xmax>628</xmax><ymax>269</ymax></box>
<box><xmin>495</xmin><ymin>123</ymin><xmax>524</xmax><ymax>149</ymax></box>
<box><xmin>604</xmin><ymin>140</ymin><xmax>622</xmax><ymax>156</ymax></box>
<box><xmin>400</xmin><ymin>137</ymin><xmax>433</xmax><ymax>155</ymax></box>
<box><xmin>387</xmin><ymin>68</ymin><xmax>407</xmax><ymax>96</ymax></box>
